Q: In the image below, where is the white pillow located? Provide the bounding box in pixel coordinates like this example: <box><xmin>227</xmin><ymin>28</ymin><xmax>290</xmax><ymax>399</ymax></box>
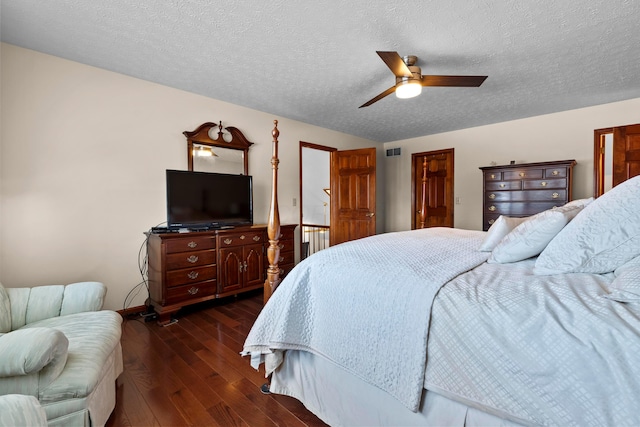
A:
<box><xmin>535</xmin><ymin>175</ymin><xmax>640</xmax><ymax>275</ymax></box>
<box><xmin>488</xmin><ymin>205</ymin><xmax>582</xmax><ymax>264</ymax></box>
<box><xmin>563</xmin><ymin>197</ymin><xmax>594</xmax><ymax>209</ymax></box>
<box><xmin>605</xmin><ymin>256</ymin><xmax>640</xmax><ymax>303</ymax></box>
<box><xmin>479</xmin><ymin>215</ymin><xmax>528</xmax><ymax>252</ymax></box>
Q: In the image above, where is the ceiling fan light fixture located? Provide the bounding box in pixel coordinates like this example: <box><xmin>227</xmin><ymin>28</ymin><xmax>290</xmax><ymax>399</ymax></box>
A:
<box><xmin>193</xmin><ymin>145</ymin><xmax>218</xmax><ymax>157</ymax></box>
<box><xmin>395</xmin><ymin>80</ymin><xmax>422</xmax><ymax>99</ymax></box>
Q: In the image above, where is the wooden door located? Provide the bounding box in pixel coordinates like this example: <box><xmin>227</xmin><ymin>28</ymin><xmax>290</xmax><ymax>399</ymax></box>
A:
<box><xmin>412</xmin><ymin>149</ymin><xmax>454</xmax><ymax>229</ymax></box>
<box><xmin>330</xmin><ymin>148</ymin><xmax>376</xmax><ymax>246</ymax></box>
<box><xmin>243</xmin><ymin>244</ymin><xmax>264</xmax><ymax>288</ymax></box>
<box><xmin>218</xmin><ymin>247</ymin><xmax>243</xmax><ymax>292</ymax></box>
<box><xmin>613</xmin><ymin>124</ymin><xmax>640</xmax><ymax>187</ymax></box>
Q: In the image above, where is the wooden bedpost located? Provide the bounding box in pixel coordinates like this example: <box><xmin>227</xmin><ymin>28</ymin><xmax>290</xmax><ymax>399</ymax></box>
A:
<box><xmin>264</xmin><ymin>120</ymin><xmax>281</xmax><ymax>304</ymax></box>
<box><xmin>419</xmin><ymin>156</ymin><xmax>428</xmax><ymax>229</ymax></box>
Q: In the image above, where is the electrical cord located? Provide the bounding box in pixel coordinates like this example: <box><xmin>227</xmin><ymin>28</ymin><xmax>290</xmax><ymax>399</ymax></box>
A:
<box><xmin>122</xmin><ymin>221</ymin><xmax>166</xmax><ymax>322</ymax></box>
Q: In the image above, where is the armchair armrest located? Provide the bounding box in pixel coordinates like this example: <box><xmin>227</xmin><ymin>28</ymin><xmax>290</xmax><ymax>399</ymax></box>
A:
<box><xmin>0</xmin><ymin>394</ymin><xmax>47</xmax><ymax>427</ymax></box>
<box><xmin>0</xmin><ymin>328</ymin><xmax>68</xmax><ymax>390</ymax></box>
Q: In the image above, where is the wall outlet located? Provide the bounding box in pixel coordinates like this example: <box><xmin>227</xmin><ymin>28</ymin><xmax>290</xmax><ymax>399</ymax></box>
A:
<box><xmin>455</xmin><ymin>197</ymin><xmax>461</xmax><ymax>205</ymax></box>
<box><xmin>292</xmin><ymin>198</ymin><xmax>297</xmax><ymax>207</ymax></box>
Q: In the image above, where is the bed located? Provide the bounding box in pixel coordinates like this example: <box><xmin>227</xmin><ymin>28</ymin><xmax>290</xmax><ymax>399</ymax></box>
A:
<box><xmin>244</xmin><ymin>122</ymin><xmax>640</xmax><ymax>426</ymax></box>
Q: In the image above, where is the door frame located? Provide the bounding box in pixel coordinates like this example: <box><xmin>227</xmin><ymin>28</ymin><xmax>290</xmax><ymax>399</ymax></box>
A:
<box><xmin>299</xmin><ymin>141</ymin><xmax>336</xmax><ymax>260</ymax></box>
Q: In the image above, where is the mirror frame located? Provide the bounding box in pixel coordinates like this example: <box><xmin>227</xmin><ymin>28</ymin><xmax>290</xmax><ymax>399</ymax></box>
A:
<box><xmin>184</xmin><ymin>121</ymin><xmax>253</xmax><ymax>174</ymax></box>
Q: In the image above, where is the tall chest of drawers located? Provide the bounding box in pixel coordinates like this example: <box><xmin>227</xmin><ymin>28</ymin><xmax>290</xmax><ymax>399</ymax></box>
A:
<box><xmin>479</xmin><ymin>160</ymin><xmax>576</xmax><ymax>231</ymax></box>
<box><xmin>147</xmin><ymin>224</ymin><xmax>297</xmax><ymax>324</ymax></box>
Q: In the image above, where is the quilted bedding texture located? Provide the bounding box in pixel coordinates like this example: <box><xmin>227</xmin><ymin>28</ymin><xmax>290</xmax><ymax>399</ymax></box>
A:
<box><xmin>243</xmin><ymin>227</ymin><xmax>489</xmax><ymax>411</ymax></box>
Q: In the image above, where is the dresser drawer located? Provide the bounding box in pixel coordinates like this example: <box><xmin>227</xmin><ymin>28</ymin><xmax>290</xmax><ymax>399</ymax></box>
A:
<box><xmin>278</xmin><ymin>250</ymin><xmax>295</xmax><ymax>266</ymax></box>
<box><xmin>219</xmin><ymin>231</ymin><xmax>264</xmax><ymax>247</ymax></box>
<box><xmin>522</xmin><ymin>178</ymin><xmax>567</xmax><ymax>190</ymax></box>
<box><xmin>277</xmin><ymin>226</ymin><xmax>295</xmax><ymax>241</ymax></box>
<box><xmin>166</xmin><ymin>249</ymin><xmax>216</xmax><ymax>270</ymax></box>
<box><xmin>544</xmin><ymin>167</ymin><xmax>568</xmax><ymax>178</ymax></box>
<box><xmin>279</xmin><ymin>263</ymin><xmax>295</xmax><ymax>278</ymax></box>
<box><xmin>165</xmin><ymin>280</ymin><xmax>217</xmax><ymax>304</ymax></box>
<box><xmin>485</xmin><ymin>181</ymin><xmax>522</xmax><ymax>191</ymax></box>
<box><xmin>484</xmin><ymin>201</ymin><xmax>563</xmax><ymax>216</ymax></box>
<box><xmin>503</xmin><ymin>169</ymin><xmax>543</xmax><ymax>180</ymax></box>
<box><xmin>486</xmin><ymin>190</ymin><xmax>567</xmax><ymax>203</ymax></box>
<box><xmin>165</xmin><ymin>236</ymin><xmax>215</xmax><ymax>254</ymax></box>
<box><xmin>166</xmin><ymin>265</ymin><xmax>216</xmax><ymax>287</ymax></box>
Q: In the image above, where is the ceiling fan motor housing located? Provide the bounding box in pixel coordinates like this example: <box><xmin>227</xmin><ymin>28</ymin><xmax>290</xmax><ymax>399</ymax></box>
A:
<box><xmin>395</xmin><ymin>65</ymin><xmax>422</xmax><ymax>85</ymax></box>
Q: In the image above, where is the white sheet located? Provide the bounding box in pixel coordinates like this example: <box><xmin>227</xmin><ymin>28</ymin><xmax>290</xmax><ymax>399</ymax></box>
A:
<box><xmin>425</xmin><ymin>259</ymin><xmax>640</xmax><ymax>426</ymax></box>
<box><xmin>243</xmin><ymin>227</ymin><xmax>489</xmax><ymax>411</ymax></box>
<box><xmin>271</xmin><ymin>349</ymin><xmax>527</xmax><ymax>427</ymax></box>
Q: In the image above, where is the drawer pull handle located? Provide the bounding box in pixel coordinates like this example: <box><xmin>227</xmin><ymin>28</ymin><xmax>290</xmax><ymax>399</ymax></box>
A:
<box><xmin>279</xmin><ymin>256</ymin><xmax>284</xmax><ymax>262</ymax></box>
<box><xmin>278</xmin><ymin>244</ymin><xmax>285</xmax><ymax>250</ymax></box>
<box><xmin>488</xmin><ymin>219</ymin><xmax>495</xmax><ymax>225</ymax></box>
<box><xmin>489</xmin><ymin>193</ymin><xmax>496</xmax><ymax>199</ymax></box>
<box><xmin>253</xmin><ymin>236</ymin><xmax>261</xmax><ymax>241</ymax></box>
<box><xmin>489</xmin><ymin>205</ymin><xmax>496</xmax><ymax>211</ymax></box>
<box><xmin>490</xmin><ymin>174</ymin><xmax>496</xmax><ymax>179</ymax></box>
<box><xmin>187</xmin><ymin>255</ymin><xmax>199</xmax><ymax>263</ymax></box>
<box><xmin>188</xmin><ymin>287</ymin><xmax>199</xmax><ymax>295</ymax></box>
<box><xmin>224</xmin><ymin>238</ymin><xmax>232</xmax><ymax>245</ymax></box>
<box><xmin>552</xmin><ymin>170</ymin><xmax>559</xmax><ymax>176</ymax></box>
<box><xmin>187</xmin><ymin>271</ymin><xmax>199</xmax><ymax>280</ymax></box>
<box><xmin>240</xmin><ymin>235</ymin><xmax>246</xmax><ymax>240</ymax></box>
<box><xmin>541</xmin><ymin>181</ymin><xmax>547</xmax><ymax>187</ymax></box>
<box><xmin>499</xmin><ymin>183</ymin><xmax>505</xmax><ymax>188</ymax></box>
<box><xmin>187</xmin><ymin>241</ymin><xmax>197</xmax><ymax>249</ymax></box>
<box><xmin>519</xmin><ymin>172</ymin><xmax>525</xmax><ymax>177</ymax></box>
<box><xmin>552</xmin><ymin>192</ymin><xmax>559</xmax><ymax>199</ymax></box>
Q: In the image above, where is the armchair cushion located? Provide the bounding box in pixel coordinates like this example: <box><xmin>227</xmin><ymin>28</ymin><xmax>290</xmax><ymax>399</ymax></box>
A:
<box><xmin>0</xmin><ymin>283</ymin><xmax>9</xmax><ymax>333</ymax></box>
<box><xmin>5</xmin><ymin>282</ymin><xmax>106</xmax><ymax>330</ymax></box>
<box><xmin>0</xmin><ymin>328</ymin><xmax>68</xmax><ymax>379</ymax></box>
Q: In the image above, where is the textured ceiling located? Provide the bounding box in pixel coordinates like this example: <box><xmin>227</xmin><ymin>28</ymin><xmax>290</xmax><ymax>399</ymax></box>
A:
<box><xmin>2</xmin><ymin>0</ymin><xmax>640</xmax><ymax>143</ymax></box>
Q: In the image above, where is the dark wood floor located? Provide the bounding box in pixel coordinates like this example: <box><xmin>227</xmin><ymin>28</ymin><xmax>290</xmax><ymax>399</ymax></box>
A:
<box><xmin>106</xmin><ymin>290</ymin><xmax>328</xmax><ymax>427</ymax></box>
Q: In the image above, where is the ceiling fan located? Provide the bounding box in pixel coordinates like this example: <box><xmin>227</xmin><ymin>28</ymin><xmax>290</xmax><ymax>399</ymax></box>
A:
<box><xmin>359</xmin><ymin>51</ymin><xmax>488</xmax><ymax>108</ymax></box>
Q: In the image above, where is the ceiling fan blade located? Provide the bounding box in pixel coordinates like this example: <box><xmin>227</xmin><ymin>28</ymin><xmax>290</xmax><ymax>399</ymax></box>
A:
<box><xmin>421</xmin><ymin>75</ymin><xmax>488</xmax><ymax>87</ymax></box>
<box><xmin>377</xmin><ymin>51</ymin><xmax>412</xmax><ymax>77</ymax></box>
<box><xmin>359</xmin><ymin>85</ymin><xmax>397</xmax><ymax>108</ymax></box>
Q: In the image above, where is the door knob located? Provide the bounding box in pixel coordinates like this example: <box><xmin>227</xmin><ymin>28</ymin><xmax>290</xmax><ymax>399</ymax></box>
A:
<box><xmin>366</xmin><ymin>212</ymin><xmax>375</xmax><ymax>217</ymax></box>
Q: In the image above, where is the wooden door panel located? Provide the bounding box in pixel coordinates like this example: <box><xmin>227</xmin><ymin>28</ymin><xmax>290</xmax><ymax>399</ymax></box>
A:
<box><xmin>330</xmin><ymin>148</ymin><xmax>376</xmax><ymax>246</ymax></box>
<box><xmin>412</xmin><ymin>149</ymin><xmax>454</xmax><ymax>229</ymax></box>
<box><xmin>219</xmin><ymin>247</ymin><xmax>242</xmax><ymax>292</ymax></box>
<box><xmin>243</xmin><ymin>244</ymin><xmax>264</xmax><ymax>288</ymax></box>
<box><xmin>613</xmin><ymin>124</ymin><xmax>640</xmax><ymax>187</ymax></box>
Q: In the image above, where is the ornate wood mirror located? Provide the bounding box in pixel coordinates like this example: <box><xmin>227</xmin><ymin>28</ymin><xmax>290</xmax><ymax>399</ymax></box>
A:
<box><xmin>184</xmin><ymin>121</ymin><xmax>253</xmax><ymax>174</ymax></box>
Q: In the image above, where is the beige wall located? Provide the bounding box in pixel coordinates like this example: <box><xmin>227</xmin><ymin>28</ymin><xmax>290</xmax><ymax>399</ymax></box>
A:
<box><xmin>0</xmin><ymin>43</ymin><xmax>377</xmax><ymax>311</ymax></box>
<box><xmin>383</xmin><ymin>97</ymin><xmax>640</xmax><ymax>232</ymax></box>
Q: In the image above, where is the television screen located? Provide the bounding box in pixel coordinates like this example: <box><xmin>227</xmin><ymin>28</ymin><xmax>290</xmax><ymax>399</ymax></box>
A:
<box><xmin>166</xmin><ymin>170</ymin><xmax>253</xmax><ymax>229</ymax></box>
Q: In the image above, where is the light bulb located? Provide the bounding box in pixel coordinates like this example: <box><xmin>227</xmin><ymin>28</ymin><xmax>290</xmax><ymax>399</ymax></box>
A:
<box><xmin>395</xmin><ymin>81</ymin><xmax>422</xmax><ymax>99</ymax></box>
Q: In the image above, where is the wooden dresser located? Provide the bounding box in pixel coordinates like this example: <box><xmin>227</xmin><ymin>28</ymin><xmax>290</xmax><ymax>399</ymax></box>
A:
<box><xmin>479</xmin><ymin>160</ymin><xmax>576</xmax><ymax>231</ymax></box>
<box><xmin>147</xmin><ymin>224</ymin><xmax>296</xmax><ymax>325</ymax></box>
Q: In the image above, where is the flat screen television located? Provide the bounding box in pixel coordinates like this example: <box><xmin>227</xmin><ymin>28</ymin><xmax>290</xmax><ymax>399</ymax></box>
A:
<box><xmin>166</xmin><ymin>169</ymin><xmax>253</xmax><ymax>229</ymax></box>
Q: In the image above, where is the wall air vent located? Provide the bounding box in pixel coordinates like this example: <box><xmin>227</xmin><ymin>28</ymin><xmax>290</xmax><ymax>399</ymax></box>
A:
<box><xmin>386</xmin><ymin>148</ymin><xmax>401</xmax><ymax>157</ymax></box>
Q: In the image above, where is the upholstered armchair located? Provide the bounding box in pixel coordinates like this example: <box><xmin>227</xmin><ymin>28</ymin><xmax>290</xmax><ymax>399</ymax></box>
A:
<box><xmin>0</xmin><ymin>281</ymin><xmax>123</xmax><ymax>427</ymax></box>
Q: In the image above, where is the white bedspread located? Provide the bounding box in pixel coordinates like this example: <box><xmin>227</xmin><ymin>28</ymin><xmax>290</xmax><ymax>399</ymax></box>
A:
<box><xmin>243</xmin><ymin>228</ymin><xmax>489</xmax><ymax>411</ymax></box>
<box><xmin>425</xmin><ymin>259</ymin><xmax>640</xmax><ymax>426</ymax></box>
